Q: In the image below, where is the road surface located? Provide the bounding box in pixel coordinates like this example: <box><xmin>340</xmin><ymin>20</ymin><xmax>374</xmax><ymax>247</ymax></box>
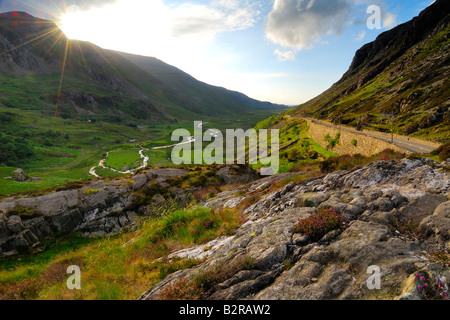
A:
<box><xmin>309</xmin><ymin>119</ymin><xmax>438</xmax><ymax>154</ymax></box>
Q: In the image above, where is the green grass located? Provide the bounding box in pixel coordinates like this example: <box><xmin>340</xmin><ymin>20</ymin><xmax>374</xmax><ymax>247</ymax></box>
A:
<box><xmin>0</xmin><ymin>99</ymin><xmax>279</xmax><ymax>195</ymax></box>
<box><xmin>104</xmin><ymin>149</ymin><xmax>143</xmax><ymax>171</ymax></box>
<box><xmin>0</xmin><ymin>206</ymin><xmax>245</xmax><ymax>300</ymax></box>
<box><xmin>252</xmin><ymin>118</ymin><xmax>338</xmax><ymax>173</ymax></box>
<box><xmin>414</xmin><ymin>27</ymin><xmax>450</xmax><ymax>62</ymax></box>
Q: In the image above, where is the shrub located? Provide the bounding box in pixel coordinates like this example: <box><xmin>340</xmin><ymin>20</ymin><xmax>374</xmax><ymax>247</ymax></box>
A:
<box><xmin>189</xmin><ymin>175</ymin><xmax>208</xmax><ymax>188</ymax></box>
<box><xmin>320</xmin><ymin>158</ymin><xmax>338</xmax><ymax>173</ymax></box>
<box><xmin>351</xmin><ymin>139</ymin><xmax>358</xmax><ymax>147</ymax></box>
<box><xmin>0</xmin><ymin>132</ymin><xmax>34</xmax><ymax>166</ymax></box>
<box><xmin>327</xmin><ymin>132</ymin><xmax>341</xmax><ymax>150</ymax></box>
<box><xmin>320</xmin><ymin>149</ymin><xmax>404</xmax><ymax>174</ymax></box>
<box><xmin>287</xmin><ymin>148</ymin><xmax>304</xmax><ymax>162</ymax></box>
<box><xmin>412</xmin><ymin>272</ymin><xmax>449</xmax><ymax>300</ymax></box>
<box><xmin>431</xmin><ymin>142</ymin><xmax>450</xmax><ymax>161</ymax></box>
<box><xmin>193</xmin><ymin>187</ymin><xmax>219</xmax><ymax>203</ymax></box>
<box><xmin>82</xmin><ymin>188</ymin><xmax>101</xmax><ymax>195</ymax></box>
<box><xmin>293</xmin><ymin>208</ymin><xmax>344</xmax><ymax>241</ymax></box>
<box><xmin>302</xmin><ymin>139</ymin><xmax>310</xmax><ymax>148</ymax></box>
<box><xmin>307</xmin><ymin>150</ymin><xmax>319</xmax><ymax>159</ymax></box>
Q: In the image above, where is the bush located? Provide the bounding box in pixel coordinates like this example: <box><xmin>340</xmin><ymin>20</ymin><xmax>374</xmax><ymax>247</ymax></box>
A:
<box><xmin>293</xmin><ymin>207</ymin><xmax>344</xmax><ymax>241</ymax></box>
<box><xmin>320</xmin><ymin>149</ymin><xmax>404</xmax><ymax>174</ymax></box>
<box><xmin>412</xmin><ymin>272</ymin><xmax>449</xmax><ymax>300</ymax></box>
<box><xmin>288</xmin><ymin>148</ymin><xmax>304</xmax><ymax>161</ymax></box>
<box><xmin>0</xmin><ymin>133</ymin><xmax>34</xmax><ymax>166</ymax></box>
<box><xmin>307</xmin><ymin>150</ymin><xmax>318</xmax><ymax>160</ymax></box>
<box><xmin>320</xmin><ymin>158</ymin><xmax>338</xmax><ymax>173</ymax></box>
<box><xmin>327</xmin><ymin>132</ymin><xmax>341</xmax><ymax>150</ymax></box>
<box><xmin>190</xmin><ymin>175</ymin><xmax>208</xmax><ymax>188</ymax></box>
<box><xmin>431</xmin><ymin>142</ymin><xmax>450</xmax><ymax>161</ymax></box>
<box><xmin>351</xmin><ymin>139</ymin><xmax>358</xmax><ymax>147</ymax></box>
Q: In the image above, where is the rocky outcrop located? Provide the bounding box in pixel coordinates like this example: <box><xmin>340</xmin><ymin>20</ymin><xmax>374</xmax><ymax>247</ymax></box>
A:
<box><xmin>216</xmin><ymin>165</ymin><xmax>260</xmax><ymax>185</ymax></box>
<box><xmin>0</xmin><ymin>165</ymin><xmax>259</xmax><ymax>257</ymax></box>
<box><xmin>0</xmin><ymin>168</ymin><xmax>189</xmax><ymax>257</ymax></box>
<box><xmin>140</xmin><ymin>158</ymin><xmax>450</xmax><ymax>300</ymax></box>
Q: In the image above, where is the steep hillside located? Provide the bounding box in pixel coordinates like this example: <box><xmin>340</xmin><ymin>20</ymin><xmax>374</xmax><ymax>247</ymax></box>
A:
<box><xmin>289</xmin><ymin>0</ymin><xmax>450</xmax><ymax>143</ymax></box>
<box><xmin>0</xmin><ymin>12</ymin><xmax>284</xmax><ymax>122</ymax></box>
<box><xmin>118</xmin><ymin>52</ymin><xmax>285</xmax><ymax>117</ymax></box>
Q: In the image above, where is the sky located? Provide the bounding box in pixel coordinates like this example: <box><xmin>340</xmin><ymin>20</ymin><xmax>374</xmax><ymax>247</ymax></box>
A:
<box><xmin>0</xmin><ymin>0</ymin><xmax>436</xmax><ymax>105</ymax></box>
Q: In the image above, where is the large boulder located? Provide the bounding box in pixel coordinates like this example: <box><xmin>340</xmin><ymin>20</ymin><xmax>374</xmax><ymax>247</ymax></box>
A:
<box><xmin>420</xmin><ymin>201</ymin><xmax>450</xmax><ymax>243</ymax></box>
<box><xmin>13</xmin><ymin>168</ymin><xmax>27</xmax><ymax>182</ymax></box>
<box><xmin>216</xmin><ymin>165</ymin><xmax>259</xmax><ymax>185</ymax></box>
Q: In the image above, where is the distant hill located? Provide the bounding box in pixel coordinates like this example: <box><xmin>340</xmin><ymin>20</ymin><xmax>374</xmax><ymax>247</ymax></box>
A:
<box><xmin>288</xmin><ymin>0</ymin><xmax>449</xmax><ymax>143</ymax></box>
<box><xmin>117</xmin><ymin>52</ymin><xmax>285</xmax><ymax>117</ymax></box>
<box><xmin>0</xmin><ymin>12</ymin><xmax>285</xmax><ymax>123</ymax></box>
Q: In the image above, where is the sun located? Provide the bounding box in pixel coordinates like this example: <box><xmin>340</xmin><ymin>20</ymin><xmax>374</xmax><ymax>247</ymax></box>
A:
<box><xmin>58</xmin><ymin>5</ymin><xmax>90</xmax><ymax>40</ymax></box>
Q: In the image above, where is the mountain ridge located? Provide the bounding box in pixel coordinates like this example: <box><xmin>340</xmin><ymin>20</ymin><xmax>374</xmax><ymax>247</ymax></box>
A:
<box><xmin>289</xmin><ymin>0</ymin><xmax>449</xmax><ymax>143</ymax></box>
<box><xmin>0</xmin><ymin>11</ymin><xmax>285</xmax><ymax>122</ymax></box>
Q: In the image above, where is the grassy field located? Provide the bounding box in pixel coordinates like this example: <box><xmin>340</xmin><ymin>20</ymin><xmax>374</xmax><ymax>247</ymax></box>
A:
<box><xmin>252</xmin><ymin>117</ymin><xmax>338</xmax><ymax>173</ymax></box>
<box><xmin>104</xmin><ymin>149</ymin><xmax>143</xmax><ymax>172</ymax></box>
<box><xmin>0</xmin><ymin>103</ymin><xmax>283</xmax><ymax>196</ymax></box>
<box><xmin>0</xmin><ymin>206</ymin><xmax>244</xmax><ymax>300</ymax></box>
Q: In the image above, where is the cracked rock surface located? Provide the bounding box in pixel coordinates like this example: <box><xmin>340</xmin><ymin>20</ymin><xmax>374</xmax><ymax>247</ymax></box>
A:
<box><xmin>140</xmin><ymin>159</ymin><xmax>450</xmax><ymax>300</ymax></box>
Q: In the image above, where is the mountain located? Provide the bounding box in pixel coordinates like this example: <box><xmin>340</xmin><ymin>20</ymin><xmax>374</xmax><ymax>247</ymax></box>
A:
<box><xmin>117</xmin><ymin>52</ymin><xmax>284</xmax><ymax>117</ymax></box>
<box><xmin>289</xmin><ymin>0</ymin><xmax>449</xmax><ymax>143</ymax></box>
<box><xmin>0</xmin><ymin>12</ymin><xmax>284</xmax><ymax>123</ymax></box>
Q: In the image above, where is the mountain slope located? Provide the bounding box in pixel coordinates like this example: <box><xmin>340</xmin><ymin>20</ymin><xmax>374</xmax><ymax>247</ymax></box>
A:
<box><xmin>0</xmin><ymin>12</ymin><xmax>284</xmax><ymax>122</ymax></box>
<box><xmin>117</xmin><ymin>52</ymin><xmax>284</xmax><ymax>117</ymax></box>
<box><xmin>289</xmin><ymin>0</ymin><xmax>450</xmax><ymax>143</ymax></box>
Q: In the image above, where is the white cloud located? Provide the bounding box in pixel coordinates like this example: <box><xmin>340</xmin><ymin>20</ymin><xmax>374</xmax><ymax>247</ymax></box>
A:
<box><xmin>382</xmin><ymin>12</ymin><xmax>397</xmax><ymax>28</ymax></box>
<box><xmin>266</xmin><ymin>0</ymin><xmax>353</xmax><ymax>50</ymax></box>
<box><xmin>60</xmin><ymin>0</ymin><xmax>261</xmax><ymax>44</ymax></box>
<box><xmin>170</xmin><ymin>0</ymin><xmax>260</xmax><ymax>38</ymax></box>
<box><xmin>273</xmin><ymin>49</ymin><xmax>296</xmax><ymax>61</ymax></box>
<box><xmin>265</xmin><ymin>0</ymin><xmax>398</xmax><ymax>55</ymax></box>
<box><xmin>355</xmin><ymin>30</ymin><xmax>366</xmax><ymax>41</ymax></box>
<box><xmin>58</xmin><ymin>0</ymin><xmax>262</xmax><ymax>87</ymax></box>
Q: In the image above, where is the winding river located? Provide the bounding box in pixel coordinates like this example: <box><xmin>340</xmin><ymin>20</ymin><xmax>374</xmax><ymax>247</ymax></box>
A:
<box><xmin>89</xmin><ymin>149</ymin><xmax>150</xmax><ymax>178</ymax></box>
<box><xmin>88</xmin><ymin>122</ymin><xmax>203</xmax><ymax>177</ymax></box>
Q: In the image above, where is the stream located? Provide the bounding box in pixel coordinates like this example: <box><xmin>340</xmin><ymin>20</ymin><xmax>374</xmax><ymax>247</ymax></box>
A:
<box><xmin>88</xmin><ymin>122</ymin><xmax>203</xmax><ymax>177</ymax></box>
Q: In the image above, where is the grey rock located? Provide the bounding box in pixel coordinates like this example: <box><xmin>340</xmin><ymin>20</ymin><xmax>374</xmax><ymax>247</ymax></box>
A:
<box><xmin>398</xmin><ymin>193</ymin><xmax>447</xmax><ymax>225</ymax></box>
<box><xmin>419</xmin><ymin>200</ymin><xmax>450</xmax><ymax>242</ymax></box>
<box><xmin>216</xmin><ymin>165</ymin><xmax>259</xmax><ymax>185</ymax></box>
<box><xmin>13</xmin><ymin>168</ymin><xmax>27</xmax><ymax>182</ymax></box>
<box><xmin>6</xmin><ymin>215</ymin><xmax>24</xmax><ymax>233</ymax></box>
<box><xmin>295</xmin><ymin>192</ymin><xmax>330</xmax><ymax>208</ymax></box>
